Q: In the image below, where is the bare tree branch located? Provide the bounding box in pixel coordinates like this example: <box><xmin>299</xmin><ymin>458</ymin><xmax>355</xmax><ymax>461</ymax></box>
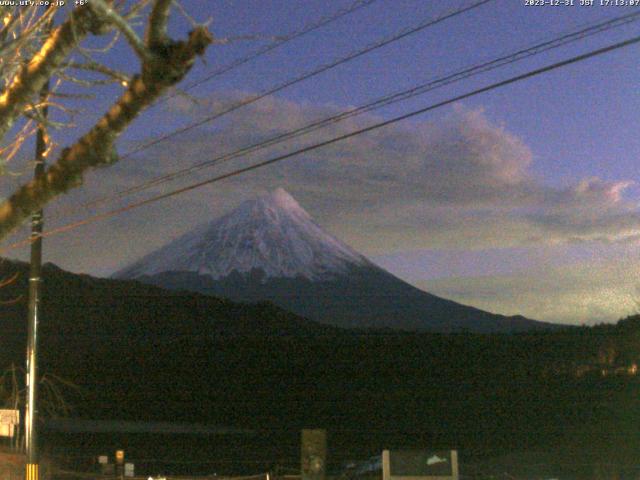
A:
<box><xmin>66</xmin><ymin>60</ymin><xmax>131</xmax><ymax>85</ymax></box>
<box><xmin>0</xmin><ymin>5</ymin><xmax>99</xmax><ymax>143</ymax></box>
<box><xmin>55</xmin><ymin>70</ymin><xmax>118</xmax><ymax>87</ymax></box>
<box><xmin>124</xmin><ymin>0</ymin><xmax>154</xmax><ymax>21</ymax></box>
<box><xmin>0</xmin><ymin>19</ymin><xmax>211</xmax><ymax>239</ymax></box>
<box><xmin>146</xmin><ymin>0</ymin><xmax>172</xmax><ymax>47</ymax></box>
<box><xmin>89</xmin><ymin>0</ymin><xmax>151</xmax><ymax>62</ymax></box>
<box><xmin>0</xmin><ymin>6</ymin><xmax>56</xmax><ymax>58</ymax></box>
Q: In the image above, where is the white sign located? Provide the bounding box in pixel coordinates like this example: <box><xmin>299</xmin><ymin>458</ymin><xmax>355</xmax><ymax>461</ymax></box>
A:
<box><xmin>124</xmin><ymin>463</ymin><xmax>135</xmax><ymax>477</ymax></box>
<box><xmin>0</xmin><ymin>409</ymin><xmax>19</xmax><ymax>438</ymax></box>
<box><xmin>382</xmin><ymin>450</ymin><xmax>459</xmax><ymax>480</ymax></box>
<box><xmin>427</xmin><ymin>455</ymin><xmax>447</xmax><ymax>466</ymax></box>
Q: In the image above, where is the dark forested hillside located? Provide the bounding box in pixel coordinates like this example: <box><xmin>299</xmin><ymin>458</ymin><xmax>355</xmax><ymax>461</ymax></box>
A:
<box><xmin>2</xmin><ymin>259</ymin><xmax>640</xmax><ymax>476</ymax></box>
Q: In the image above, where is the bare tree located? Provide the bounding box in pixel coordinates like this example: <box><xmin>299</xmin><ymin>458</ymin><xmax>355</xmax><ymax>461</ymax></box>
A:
<box><xmin>0</xmin><ymin>1</ymin><xmax>212</xmax><ymax>240</ymax></box>
<box><xmin>1</xmin><ymin>364</ymin><xmax>80</xmax><ymax>452</ymax></box>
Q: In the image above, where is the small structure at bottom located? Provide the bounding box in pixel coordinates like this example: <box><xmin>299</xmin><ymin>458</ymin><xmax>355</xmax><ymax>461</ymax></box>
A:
<box><xmin>340</xmin><ymin>450</ymin><xmax>459</xmax><ymax>480</ymax></box>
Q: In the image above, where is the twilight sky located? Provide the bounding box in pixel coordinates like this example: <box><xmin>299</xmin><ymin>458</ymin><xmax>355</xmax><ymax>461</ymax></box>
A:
<box><xmin>2</xmin><ymin>0</ymin><xmax>640</xmax><ymax>325</ymax></box>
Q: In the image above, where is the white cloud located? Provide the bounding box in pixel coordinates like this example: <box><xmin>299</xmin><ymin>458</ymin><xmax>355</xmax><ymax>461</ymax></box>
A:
<box><xmin>145</xmin><ymin>94</ymin><xmax>640</xmax><ymax>253</ymax></box>
<box><xmin>7</xmin><ymin>93</ymin><xmax>639</xmax><ymax>289</ymax></box>
<box><xmin>526</xmin><ymin>177</ymin><xmax>640</xmax><ymax>242</ymax></box>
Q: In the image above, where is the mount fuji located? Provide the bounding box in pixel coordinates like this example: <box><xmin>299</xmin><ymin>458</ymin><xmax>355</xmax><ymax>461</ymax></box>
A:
<box><xmin>114</xmin><ymin>188</ymin><xmax>556</xmax><ymax>333</ymax></box>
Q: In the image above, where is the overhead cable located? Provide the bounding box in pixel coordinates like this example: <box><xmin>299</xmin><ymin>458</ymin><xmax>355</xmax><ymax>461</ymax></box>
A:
<box><xmin>61</xmin><ymin>10</ymin><xmax>640</xmax><ymax>215</ymax></box>
<box><xmin>4</xmin><ymin>32</ymin><xmax>639</xmax><ymax>252</ymax></box>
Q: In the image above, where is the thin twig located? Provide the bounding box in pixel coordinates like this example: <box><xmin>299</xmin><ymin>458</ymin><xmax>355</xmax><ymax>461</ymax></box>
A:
<box><xmin>88</xmin><ymin>0</ymin><xmax>151</xmax><ymax>62</ymax></box>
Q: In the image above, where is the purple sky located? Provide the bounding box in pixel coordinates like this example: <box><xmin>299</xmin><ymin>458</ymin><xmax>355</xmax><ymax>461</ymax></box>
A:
<box><xmin>2</xmin><ymin>0</ymin><xmax>640</xmax><ymax>324</ymax></box>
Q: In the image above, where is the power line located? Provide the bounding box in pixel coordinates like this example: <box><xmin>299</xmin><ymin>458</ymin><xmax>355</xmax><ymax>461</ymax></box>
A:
<box><xmin>172</xmin><ymin>0</ymin><xmax>380</xmax><ymax>96</ymax></box>
<box><xmin>63</xmin><ymin>10</ymin><xmax>640</xmax><ymax>215</ymax></box>
<box><xmin>3</xmin><ymin>32</ymin><xmax>639</xmax><ymax>253</ymax></box>
<box><xmin>120</xmin><ymin>0</ymin><xmax>493</xmax><ymax>159</ymax></box>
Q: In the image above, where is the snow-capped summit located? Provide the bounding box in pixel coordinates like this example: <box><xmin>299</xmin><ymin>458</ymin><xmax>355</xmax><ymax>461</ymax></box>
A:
<box><xmin>115</xmin><ymin>188</ymin><xmax>370</xmax><ymax>281</ymax></box>
<box><xmin>265</xmin><ymin>187</ymin><xmax>309</xmax><ymax>218</ymax></box>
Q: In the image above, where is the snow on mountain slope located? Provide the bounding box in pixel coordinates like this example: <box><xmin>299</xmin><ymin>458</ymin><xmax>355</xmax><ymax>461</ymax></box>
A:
<box><xmin>115</xmin><ymin>188</ymin><xmax>371</xmax><ymax>281</ymax></box>
<box><xmin>114</xmin><ymin>188</ymin><xmax>558</xmax><ymax>332</ymax></box>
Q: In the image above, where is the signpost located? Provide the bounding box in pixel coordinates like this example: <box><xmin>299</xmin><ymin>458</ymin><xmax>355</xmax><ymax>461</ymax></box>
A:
<box><xmin>116</xmin><ymin>450</ymin><xmax>125</xmax><ymax>480</ymax></box>
<box><xmin>301</xmin><ymin>429</ymin><xmax>327</xmax><ymax>480</ymax></box>
<box><xmin>0</xmin><ymin>409</ymin><xmax>19</xmax><ymax>438</ymax></box>
<box><xmin>382</xmin><ymin>450</ymin><xmax>459</xmax><ymax>480</ymax></box>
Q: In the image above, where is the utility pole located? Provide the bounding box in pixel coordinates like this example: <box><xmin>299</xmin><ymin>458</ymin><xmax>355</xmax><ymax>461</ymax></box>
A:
<box><xmin>301</xmin><ymin>429</ymin><xmax>326</xmax><ymax>480</ymax></box>
<box><xmin>25</xmin><ymin>24</ymin><xmax>51</xmax><ymax>480</ymax></box>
